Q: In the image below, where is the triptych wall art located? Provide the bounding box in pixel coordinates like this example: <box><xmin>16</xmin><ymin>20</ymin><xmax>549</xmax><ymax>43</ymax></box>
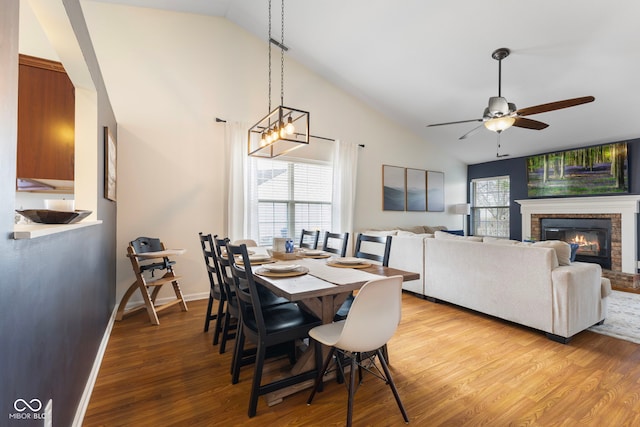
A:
<box><xmin>382</xmin><ymin>165</ymin><xmax>444</xmax><ymax>212</ymax></box>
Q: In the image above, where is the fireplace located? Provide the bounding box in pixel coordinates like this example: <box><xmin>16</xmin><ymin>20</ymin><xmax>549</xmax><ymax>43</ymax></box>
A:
<box><xmin>540</xmin><ymin>218</ymin><xmax>612</xmax><ymax>269</ymax></box>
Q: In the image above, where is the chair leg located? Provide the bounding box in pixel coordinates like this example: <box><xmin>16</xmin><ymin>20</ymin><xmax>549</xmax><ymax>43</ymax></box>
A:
<box><xmin>376</xmin><ymin>348</ymin><xmax>409</xmax><ymax>423</ymax></box>
<box><xmin>307</xmin><ymin>346</ymin><xmax>336</xmax><ymax>405</ymax></box>
<box><xmin>219</xmin><ymin>310</ymin><xmax>232</xmax><ymax>353</ymax></box>
<box><xmin>314</xmin><ymin>338</ymin><xmax>324</xmax><ymax>393</ymax></box>
<box><xmin>231</xmin><ymin>327</ymin><xmax>245</xmax><ymax>383</ymax></box>
<box><xmin>212</xmin><ymin>297</ymin><xmax>225</xmax><ymax>345</ymax></box>
<box><xmin>203</xmin><ymin>295</ymin><xmax>214</xmax><ymax>332</ymax></box>
<box><xmin>248</xmin><ymin>343</ymin><xmax>266</xmax><ymax>418</ymax></box>
<box><xmin>381</xmin><ymin>343</ymin><xmax>390</xmax><ymax>365</ymax></box>
<box><xmin>170</xmin><ymin>278</ymin><xmax>188</xmax><ymax>312</ymax></box>
<box><xmin>115</xmin><ymin>280</ymin><xmax>144</xmax><ymax>321</ymax></box>
<box><xmin>142</xmin><ymin>285</ymin><xmax>161</xmax><ymax>325</ymax></box>
<box><xmin>347</xmin><ymin>352</ymin><xmax>358</xmax><ymax>427</ymax></box>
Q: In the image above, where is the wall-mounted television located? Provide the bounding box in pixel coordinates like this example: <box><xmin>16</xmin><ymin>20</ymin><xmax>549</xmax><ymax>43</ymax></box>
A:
<box><xmin>527</xmin><ymin>142</ymin><xmax>628</xmax><ymax>197</ymax></box>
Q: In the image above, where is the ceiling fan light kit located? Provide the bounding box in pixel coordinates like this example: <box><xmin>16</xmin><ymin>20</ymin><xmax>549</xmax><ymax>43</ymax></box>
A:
<box><xmin>427</xmin><ymin>47</ymin><xmax>595</xmax><ymax>140</ymax></box>
<box><xmin>484</xmin><ymin>116</ymin><xmax>515</xmax><ymax>132</ymax></box>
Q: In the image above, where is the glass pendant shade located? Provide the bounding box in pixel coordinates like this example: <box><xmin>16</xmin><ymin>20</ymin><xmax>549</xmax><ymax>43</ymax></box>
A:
<box><xmin>484</xmin><ymin>116</ymin><xmax>515</xmax><ymax>132</ymax></box>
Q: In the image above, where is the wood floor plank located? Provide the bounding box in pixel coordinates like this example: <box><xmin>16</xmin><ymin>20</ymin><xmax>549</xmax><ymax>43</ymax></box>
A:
<box><xmin>83</xmin><ymin>293</ymin><xmax>640</xmax><ymax>426</ymax></box>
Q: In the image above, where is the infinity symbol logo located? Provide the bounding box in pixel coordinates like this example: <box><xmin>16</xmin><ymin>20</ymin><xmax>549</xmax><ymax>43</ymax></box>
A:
<box><xmin>14</xmin><ymin>398</ymin><xmax>42</xmax><ymax>412</ymax></box>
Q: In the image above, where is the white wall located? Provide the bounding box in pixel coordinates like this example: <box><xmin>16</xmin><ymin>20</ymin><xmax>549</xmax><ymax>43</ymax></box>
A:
<box><xmin>81</xmin><ymin>2</ymin><xmax>467</xmax><ymax>303</ymax></box>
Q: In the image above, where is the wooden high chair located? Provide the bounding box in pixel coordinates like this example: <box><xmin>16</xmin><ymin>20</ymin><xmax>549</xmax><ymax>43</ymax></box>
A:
<box><xmin>116</xmin><ymin>237</ymin><xmax>188</xmax><ymax>325</ymax></box>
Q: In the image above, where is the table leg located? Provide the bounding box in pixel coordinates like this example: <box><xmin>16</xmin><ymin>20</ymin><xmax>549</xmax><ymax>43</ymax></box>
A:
<box><xmin>264</xmin><ymin>293</ymin><xmax>349</xmax><ymax>405</ymax></box>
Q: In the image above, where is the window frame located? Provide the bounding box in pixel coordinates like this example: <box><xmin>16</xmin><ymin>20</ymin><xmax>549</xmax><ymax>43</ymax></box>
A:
<box><xmin>470</xmin><ymin>175</ymin><xmax>511</xmax><ymax>238</ymax></box>
<box><xmin>254</xmin><ymin>157</ymin><xmax>333</xmax><ymax>246</ymax></box>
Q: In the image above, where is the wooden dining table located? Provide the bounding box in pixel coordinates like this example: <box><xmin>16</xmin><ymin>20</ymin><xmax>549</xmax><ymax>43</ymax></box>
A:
<box><xmin>246</xmin><ymin>250</ymin><xmax>420</xmax><ymax>406</ymax></box>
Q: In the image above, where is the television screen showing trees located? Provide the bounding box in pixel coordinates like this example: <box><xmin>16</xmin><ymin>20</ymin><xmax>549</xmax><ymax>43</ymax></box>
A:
<box><xmin>527</xmin><ymin>142</ymin><xmax>628</xmax><ymax>197</ymax></box>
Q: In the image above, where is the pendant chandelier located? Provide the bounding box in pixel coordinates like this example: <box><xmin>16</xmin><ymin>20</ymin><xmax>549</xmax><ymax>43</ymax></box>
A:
<box><xmin>248</xmin><ymin>0</ymin><xmax>310</xmax><ymax>158</ymax></box>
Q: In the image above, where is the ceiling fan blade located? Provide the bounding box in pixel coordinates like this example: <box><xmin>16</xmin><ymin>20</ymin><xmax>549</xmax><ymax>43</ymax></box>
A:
<box><xmin>459</xmin><ymin>124</ymin><xmax>484</xmax><ymax>140</ymax></box>
<box><xmin>513</xmin><ymin>117</ymin><xmax>549</xmax><ymax>130</ymax></box>
<box><xmin>516</xmin><ymin>96</ymin><xmax>595</xmax><ymax>117</ymax></box>
<box><xmin>427</xmin><ymin>118</ymin><xmax>482</xmax><ymax>127</ymax></box>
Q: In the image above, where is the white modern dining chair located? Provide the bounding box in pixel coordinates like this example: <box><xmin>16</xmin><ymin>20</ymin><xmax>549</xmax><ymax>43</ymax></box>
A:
<box><xmin>306</xmin><ymin>275</ymin><xmax>409</xmax><ymax>427</ymax></box>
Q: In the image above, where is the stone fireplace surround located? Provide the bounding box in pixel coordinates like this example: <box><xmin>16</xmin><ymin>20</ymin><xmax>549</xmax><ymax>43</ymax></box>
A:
<box><xmin>516</xmin><ymin>195</ymin><xmax>640</xmax><ymax>290</ymax></box>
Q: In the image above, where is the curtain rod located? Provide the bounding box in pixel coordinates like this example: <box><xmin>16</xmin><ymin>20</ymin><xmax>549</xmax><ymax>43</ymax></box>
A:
<box><xmin>215</xmin><ymin>117</ymin><xmax>364</xmax><ymax>147</ymax></box>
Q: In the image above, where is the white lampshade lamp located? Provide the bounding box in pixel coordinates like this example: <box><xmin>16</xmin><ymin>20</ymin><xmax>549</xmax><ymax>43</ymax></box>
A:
<box><xmin>453</xmin><ymin>203</ymin><xmax>471</xmax><ymax>235</ymax></box>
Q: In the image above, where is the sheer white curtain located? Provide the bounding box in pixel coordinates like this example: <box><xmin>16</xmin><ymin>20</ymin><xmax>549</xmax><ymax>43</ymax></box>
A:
<box><xmin>225</xmin><ymin>121</ymin><xmax>257</xmax><ymax>242</ymax></box>
<box><xmin>332</xmin><ymin>139</ymin><xmax>359</xmax><ymax>252</ymax></box>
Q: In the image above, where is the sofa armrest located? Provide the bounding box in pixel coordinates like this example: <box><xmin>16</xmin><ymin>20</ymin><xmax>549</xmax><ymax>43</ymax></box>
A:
<box><xmin>551</xmin><ymin>262</ymin><xmax>604</xmax><ymax>337</ymax></box>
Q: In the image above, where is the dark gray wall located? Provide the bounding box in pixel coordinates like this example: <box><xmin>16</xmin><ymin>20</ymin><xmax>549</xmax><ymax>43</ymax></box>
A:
<box><xmin>468</xmin><ymin>139</ymin><xmax>639</xmax><ymax>241</ymax></box>
<box><xmin>0</xmin><ymin>2</ymin><xmax>117</xmax><ymax>426</ymax></box>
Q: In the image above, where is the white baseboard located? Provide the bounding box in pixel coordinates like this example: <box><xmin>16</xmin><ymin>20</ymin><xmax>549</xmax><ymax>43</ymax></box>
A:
<box><xmin>72</xmin><ymin>305</ymin><xmax>118</xmax><ymax>427</ymax></box>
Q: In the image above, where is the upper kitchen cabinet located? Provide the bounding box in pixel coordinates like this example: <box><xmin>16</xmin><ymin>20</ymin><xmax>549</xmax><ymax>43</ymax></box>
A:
<box><xmin>17</xmin><ymin>54</ymin><xmax>75</xmax><ymax>187</ymax></box>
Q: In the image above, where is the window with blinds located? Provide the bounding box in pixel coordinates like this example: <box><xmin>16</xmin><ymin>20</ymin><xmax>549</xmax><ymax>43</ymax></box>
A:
<box><xmin>471</xmin><ymin>176</ymin><xmax>510</xmax><ymax>238</ymax></box>
<box><xmin>256</xmin><ymin>158</ymin><xmax>332</xmax><ymax>246</ymax></box>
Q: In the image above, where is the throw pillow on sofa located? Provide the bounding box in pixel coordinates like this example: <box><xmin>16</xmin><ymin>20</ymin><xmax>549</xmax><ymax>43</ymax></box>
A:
<box><xmin>569</xmin><ymin>243</ymin><xmax>580</xmax><ymax>262</ymax></box>
<box><xmin>532</xmin><ymin>240</ymin><xmax>572</xmax><ymax>266</ymax></box>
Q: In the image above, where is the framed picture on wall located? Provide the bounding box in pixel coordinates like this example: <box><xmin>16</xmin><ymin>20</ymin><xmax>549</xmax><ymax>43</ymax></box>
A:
<box><xmin>406</xmin><ymin>168</ymin><xmax>427</xmax><ymax>211</ymax></box>
<box><xmin>104</xmin><ymin>126</ymin><xmax>117</xmax><ymax>202</ymax></box>
<box><xmin>382</xmin><ymin>165</ymin><xmax>406</xmax><ymax>211</ymax></box>
<box><xmin>427</xmin><ymin>170</ymin><xmax>444</xmax><ymax>212</ymax></box>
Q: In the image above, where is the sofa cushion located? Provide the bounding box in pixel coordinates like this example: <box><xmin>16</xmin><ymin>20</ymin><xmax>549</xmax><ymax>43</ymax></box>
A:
<box><xmin>362</xmin><ymin>229</ymin><xmax>398</xmax><ymax>236</ymax></box>
<box><xmin>601</xmin><ymin>277</ymin><xmax>612</xmax><ymax>298</ymax></box>
<box><xmin>399</xmin><ymin>225</ymin><xmax>427</xmax><ymax>234</ymax></box>
<box><xmin>396</xmin><ymin>230</ymin><xmax>434</xmax><ymax>238</ymax></box>
<box><xmin>533</xmin><ymin>240</ymin><xmax>572</xmax><ymax>266</ymax></box>
<box><xmin>483</xmin><ymin>236</ymin><xmax>519</xmax><ymax>245</ymax></box>
<box><xmin>434</xmin><ymin>230</ymin><xmax>483</xmax><ymax>242</ymax></box>
<box><xmin>424</xmin><ymin>225</ymin><xmax>447</xmax><ymax>234</ymax></box>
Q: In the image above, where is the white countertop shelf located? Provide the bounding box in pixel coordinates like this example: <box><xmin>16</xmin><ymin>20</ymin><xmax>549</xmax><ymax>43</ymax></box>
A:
<box><xmin>13</xmin><ymin>220</ymin><xmax>102</xmax><ymax>239</ymax></box>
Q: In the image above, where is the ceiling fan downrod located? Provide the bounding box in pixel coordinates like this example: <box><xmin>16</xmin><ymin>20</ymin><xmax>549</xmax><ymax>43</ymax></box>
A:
<box><xmin>492</xmin><ymin>48</ymin><xmax>510</xmax><ymax>98</ymax></box>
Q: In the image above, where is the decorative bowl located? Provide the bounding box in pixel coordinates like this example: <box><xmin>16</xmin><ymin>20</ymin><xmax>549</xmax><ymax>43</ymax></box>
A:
<box><xmin>16</xmin><ymin>209</ymin><xmax>92</xmax><ymax>224</ymax></box>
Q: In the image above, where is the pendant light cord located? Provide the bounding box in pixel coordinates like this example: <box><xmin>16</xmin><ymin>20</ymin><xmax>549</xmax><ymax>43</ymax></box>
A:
<box><xmin>280</xmin><ymin>0</ymin><xmax>285</xmax><ymax>106</ymax></box>
<box><xmin>268</xmin><ymin>0</ymin><xmax>272</xmax><ymax>112</ymax></box>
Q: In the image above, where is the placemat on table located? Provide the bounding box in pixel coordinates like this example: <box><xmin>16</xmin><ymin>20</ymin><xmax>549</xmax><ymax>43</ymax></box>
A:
<box><xmin>255</xmin><ymin>266</ymin><xmax>309</xmax><ymax>278</ymax></box>
<box><xmin>326</xmin><ymin>260</ymin><xmax>372</xmax><ymax>269</ymax></box>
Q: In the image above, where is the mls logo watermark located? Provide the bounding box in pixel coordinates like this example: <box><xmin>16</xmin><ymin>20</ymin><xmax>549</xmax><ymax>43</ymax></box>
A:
<box><xmin>9</xmin><ymin>398</ymin><xmax>46</xmax><ymax>421</ymax></box>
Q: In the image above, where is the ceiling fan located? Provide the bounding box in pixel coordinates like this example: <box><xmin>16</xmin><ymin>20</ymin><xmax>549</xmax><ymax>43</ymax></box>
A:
<box><xmin>427</xmin><ymin>48</ymin><xmax>595</xmax><ymax>140</ymax></box>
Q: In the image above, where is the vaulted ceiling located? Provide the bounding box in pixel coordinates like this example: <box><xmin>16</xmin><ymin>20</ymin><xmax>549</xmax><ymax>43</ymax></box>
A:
<box><xmin>91</xmin><ymin>0</ymin><xmax>640</xmax><ymax>164</ymax></box>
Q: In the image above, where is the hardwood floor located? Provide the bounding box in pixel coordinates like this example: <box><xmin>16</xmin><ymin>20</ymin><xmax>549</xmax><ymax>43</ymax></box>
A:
<box><xmin>83</xmin><ymin>293</ymin><xmax>640</xmax><ymax>426</ymax></box>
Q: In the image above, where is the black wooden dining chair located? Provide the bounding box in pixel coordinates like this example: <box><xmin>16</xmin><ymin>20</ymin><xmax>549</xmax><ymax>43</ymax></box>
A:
<box><xmin>198</xmin><ymin>232</ymin><xmax>226</xmax><ymax>345</ymax></box>
<box><xmin>299</xmin><ymin>229</ymin><xmax>320</xmax><ymax>249</ymax></box>
<box><xmin>322</xmin><ymin>231</ymin><xmax>349</xmax><ymax>257</ymax></box>
<box><xmin>226</xmin><ymin>242</ymin><xmax>323</xmax><ymax>418</ymax></box>
<box><xmin>211</xmin><ymin>236</ymin><xmax>239</xmax><ymax>355</ymax></box>
<box><xmin>353</xmin><ymin>233</ymin><xmax>392</xmax><ymax>267</ymax></box>
<box><xmin>334</xmin><ymin>233</ymin><xmax>393</xmax><ymax>338</ymax></box>
<box><xmin>214</xmin><ymin>236</ymin><xmax>291</xmax><ymax>358</ymax></box>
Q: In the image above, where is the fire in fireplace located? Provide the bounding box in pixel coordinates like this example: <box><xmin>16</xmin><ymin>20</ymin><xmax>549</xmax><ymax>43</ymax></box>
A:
<box><xmin>540</xmin><ymin>218</ymin><xmax>612</xmax><ymax>269</ymax></box>
<box><xmin>565</xmin><ymin>230</ymin><xmax>600</xmax><ymax>256</ymax></box>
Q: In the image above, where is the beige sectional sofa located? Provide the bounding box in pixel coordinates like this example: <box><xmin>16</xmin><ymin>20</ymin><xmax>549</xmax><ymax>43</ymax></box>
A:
<box><xmin>360</xmin><ymin>227</ymin><xmax>610</xmax><ymax>343</ymax></box>
<box><xmin>360</xmin><ymin>225</ymin><xmax>447</xmax><ymax>294</ymax></box>
<box><xmin>425</xmin><ymin>232</ymin><xmax>609</xmax><ymax>342</ymax></box>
